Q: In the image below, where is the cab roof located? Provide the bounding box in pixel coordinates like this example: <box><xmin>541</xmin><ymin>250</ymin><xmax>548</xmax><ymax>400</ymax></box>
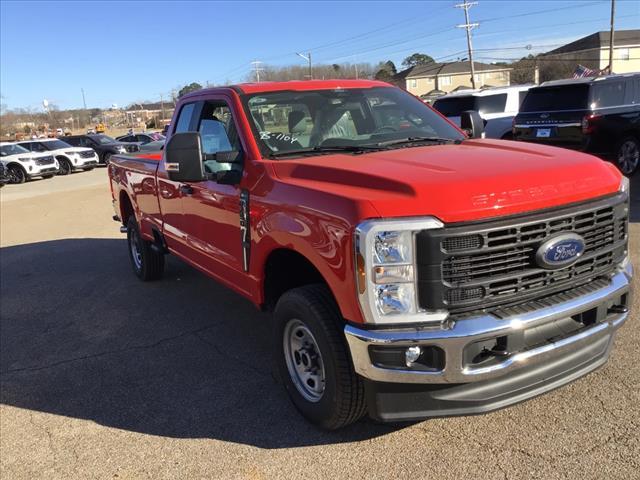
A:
<box><xmin>182</xmin><ymin>79</ymin><xmax>392</xmax><ymax>100</ymax></box>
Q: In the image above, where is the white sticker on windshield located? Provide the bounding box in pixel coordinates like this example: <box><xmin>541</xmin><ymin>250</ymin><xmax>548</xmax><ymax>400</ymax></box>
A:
<box><xmin>259</xmin><ymin>131</ymin><xmax>299</xmax><ymax>144</ymax></box>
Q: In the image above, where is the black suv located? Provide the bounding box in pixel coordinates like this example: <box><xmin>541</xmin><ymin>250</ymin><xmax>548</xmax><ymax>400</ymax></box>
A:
<box><xmin>513</xmin><ymin>73</ymin><xmax>640</xmax><ymax>175</ymax></box>
<box><xmin>63</xmin><ymin>134</ymin><xmax>139</xmax><ymax>164</ymax></box>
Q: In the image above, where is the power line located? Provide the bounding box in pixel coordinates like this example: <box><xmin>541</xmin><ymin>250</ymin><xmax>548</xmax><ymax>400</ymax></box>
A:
<box><xmin>476</xmin><ymin>0</ymin><xmax>606</xmax><ymax>23</ymax></box>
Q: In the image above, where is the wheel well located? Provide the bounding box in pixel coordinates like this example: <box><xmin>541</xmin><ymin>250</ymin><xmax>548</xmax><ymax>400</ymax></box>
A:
<box><xmin>263</xmin><ymin>249</ymin><xmax>327</xmax><ymax>310</ymax></box>
<box><xmin>501</xmin><ymin>131</ymin><xmax>513</xmax><ymax>140</ymax></box>
<box><xmin>6</xmin><ymin>162</ymin><xmax>26</xmax><ymax>172</ymax></box>
<box><xmin>55</xmin><ymin>155</ymin><xmax>70</xmax><ymax>163</ymax></box>
<box><xmin>119</xmin><ymin>191</ymin><xmax>134</xmax><ymax>224</ymax></box>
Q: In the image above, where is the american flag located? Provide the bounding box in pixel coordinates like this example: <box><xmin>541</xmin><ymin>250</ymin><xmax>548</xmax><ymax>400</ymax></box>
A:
<box><xmin>572</xmin><ymin>64</ymin><xmax>597</xmax><ymax>78</ymax></box>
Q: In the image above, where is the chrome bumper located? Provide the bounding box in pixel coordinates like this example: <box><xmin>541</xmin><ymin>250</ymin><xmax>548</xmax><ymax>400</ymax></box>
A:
<box><xmin>345</xmin><ymin>263</ymin><xmax>633</xmax><ymax>385</ymax></box>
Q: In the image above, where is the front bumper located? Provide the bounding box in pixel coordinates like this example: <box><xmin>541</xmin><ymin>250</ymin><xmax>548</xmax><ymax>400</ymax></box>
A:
<box><xmin>30</xmin><ymin>166</ymin><xmax>59</xmax><ymax>176</ymax></box>
<box><xmin>345</xmin><ymin>263</ymin><xmax>633</xmax><ymax>421</ymax></box>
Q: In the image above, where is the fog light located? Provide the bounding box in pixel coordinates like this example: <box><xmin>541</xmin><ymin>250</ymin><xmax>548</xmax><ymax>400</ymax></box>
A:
<box><xmin>405</xmin><ymin>346</ymin><xmax>422</xmax><ymax>366</ymax></box>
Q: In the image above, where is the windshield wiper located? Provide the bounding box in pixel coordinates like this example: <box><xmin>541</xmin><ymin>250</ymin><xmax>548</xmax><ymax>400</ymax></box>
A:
<box><xmin>376</xmin><ymin>136</ymin><xmax>461</xmax><ymax>147</ymax></box>
<box><xmin>268</xmin><ymin>145</ymin><xmax>388</xmax><ymax>159</ymax></box>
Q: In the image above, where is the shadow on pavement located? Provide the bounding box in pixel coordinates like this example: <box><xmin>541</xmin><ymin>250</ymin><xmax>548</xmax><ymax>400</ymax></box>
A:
<box><xmin>0</xmin><ymin>239</ymin><xmax>399</xmax><ymax>448</ymax></box>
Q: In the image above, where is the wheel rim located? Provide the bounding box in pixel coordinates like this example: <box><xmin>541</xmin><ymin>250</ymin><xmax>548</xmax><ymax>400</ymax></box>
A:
<box><xmin>60</xmin><ymin>161</ymin><xmax>70</xmax><ymax>174</ymax></box>
<box><xmin>618</xmin><ymin>140</ymin><xmax>639</xmax><ymax>175</ymax></box>
<box><xmin>104</xmin><ymin>154</ymin><xmax>111</xmax><ymax>165</ymax></box>
<box><xmin>129</xmin><ymin>228</ymin><xmax>143</xmax><ymax>271</ymax></box>
<box><xmin>8</xmin><ymin>167</ymin><xmax>24</xmax><ymax>183</ymax></box>
<box><xmin>283</xmin><ymin>319</ymin><xmax>326</xmax><ymax>402</ymax></box>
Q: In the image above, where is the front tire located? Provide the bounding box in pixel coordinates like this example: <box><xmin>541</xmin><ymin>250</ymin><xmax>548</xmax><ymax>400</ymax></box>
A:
<box><xmin>274</xmin><ymin>284</ymin><xmax>366</xmax><ymax>430</ymax></box>
<box><xmin>616</xmin><ymin>136</ymin><xmax>639</xmax><ymax>176</ymax></box>
<box><xmin>126</xmin><ymin>216</ymin><xmax>164</xmax><ymax>281</ymax></box>
<box><xmin>58</xmin><ymin>158</ymin><xmax>72</xmax><ymax>175</ymax></box>
<box><xmin>103</xmin><ymin>153</ymin><xmax>112</xmax><ymax>165</ymax></box>
<box><xmin>7</xmin><ymin>165</ymin><xmax>26</xmax><ymax>184</ymax></box>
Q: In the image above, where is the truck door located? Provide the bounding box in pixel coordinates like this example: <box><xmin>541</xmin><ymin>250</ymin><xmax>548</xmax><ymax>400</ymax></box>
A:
<box><xmin>178</xmin><ymin>97</ymin><xmax>250</xmax><ymax>294</ymax></box>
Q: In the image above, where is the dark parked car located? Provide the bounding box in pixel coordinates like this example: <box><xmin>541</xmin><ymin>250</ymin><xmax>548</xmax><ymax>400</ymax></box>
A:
<box><xmin>513</xmin><ymin>73</ymin><xmax>640</xmax><ymax>175</ymax></box>
<box><xmin>116</xmin><ymin>132</ymin><xmax>165</xmax><ymax>144</ymax></box>
<box><xmin>63</xmin><ymin>134</ymin><xmax>139</xmax><ymax>164</ymax></box>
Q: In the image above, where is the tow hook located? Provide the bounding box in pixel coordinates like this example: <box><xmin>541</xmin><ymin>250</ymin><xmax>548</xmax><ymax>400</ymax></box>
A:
<box><xmin>608</xmin><ymin>305</ymin><xmax>628</xmax><ymax>315</ymax></box>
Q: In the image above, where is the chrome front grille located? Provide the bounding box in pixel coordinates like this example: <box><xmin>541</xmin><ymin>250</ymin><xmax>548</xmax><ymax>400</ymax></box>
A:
<box><xmin>79</xmin><ymin>150</ymin><xmax>95</xmax><ymax>158</ymax></box>
<box><xmin>417</xmin><ymin>193</ymin><xmax>628</xmax><ymax>315</ymax></box>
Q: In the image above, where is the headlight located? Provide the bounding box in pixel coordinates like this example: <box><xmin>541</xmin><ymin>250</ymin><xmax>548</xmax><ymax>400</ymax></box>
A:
<box><xmin>354</xmin><ymin>217</ymin><xmax>447</xmax><ymax>325</ymax></box>
<box><xmin>65</xmin><ymin>151</ymin><xmax>77</xmax><ymax>156</ymax></box>
<box><xmin>117</xmin><ymin>146</ymin><xmax>127</xmax><ymax>153</ymax></box>
<box><xmin>18</xmin><ymin>157</ymin><xmax>32</xmax><ymax>162</ymax></box>
<box><xmin>620</xmin><ymin>176</ymin><xmax>630</xmax><ymax>195</ymax></box>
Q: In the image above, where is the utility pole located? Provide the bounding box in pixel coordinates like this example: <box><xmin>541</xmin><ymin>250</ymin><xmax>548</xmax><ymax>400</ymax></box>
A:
<box><xmin>455</xmin><ymin>0</ymin><xmax>479</xmax><ymax>89</ymax></box>
<box><xmin>251</xmin><ymin>60</ymin><xmax>264</xmax><ymax>82</ymax></box>
<box><xmin>160</xmin><ymin>93</ymin><xmax>165</xmax><ymax>124</ymax></box>
<box><xmin>81</xmin><ymin>88</ymin><xmax>87</xmax><ymax>110</ymax></box>
<box><xmin>296</xmin><ymin>52</ymin><xmax>312</xmax><ymax>80</ymax></box>
<box><xmin>608</xmin><ymin>0</ymin><xmax>616</xmax><ymax>73</ymax></box>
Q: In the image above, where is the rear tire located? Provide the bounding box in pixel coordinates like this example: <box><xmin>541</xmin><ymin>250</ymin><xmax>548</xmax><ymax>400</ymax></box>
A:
<box><xmin>616</xmin><ymin>136</ymin><xmax>639</xmax><ymax>176</ymax></box>
<box><xmin>126</xmin><ymin>216</ymin><xmax>164</xmax><ymax>281</ymax></box>
<box><xmin>7</xmin><ymin>165</ymin><xmax>26</xmax><ymax>184</ymax></box>
<box><xmin>274</xmin><ymin>284</ymin><xmax>366</xmax><ymax>430</ymax></box>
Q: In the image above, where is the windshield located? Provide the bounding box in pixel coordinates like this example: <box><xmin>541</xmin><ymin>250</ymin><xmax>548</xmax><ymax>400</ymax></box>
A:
<box><xmin>43</xmin><ymin>139</ymin><xmax>72</xmax><ymax>150</ymax></box>
<box><xmin>243</xmin><ymin>87</ymin><xmax>464</xmax><ymax>156</ymax></box>
<box><xmin>92</xmin><ymin>134</ymin><xmax>117</xmax><ymax>145</ymax></box>
<box><xmin>0</xmin><ymin>144</ymin><xmax>30</xmax><ymax>156</ymax></box>
<box><xmin>148</xmin><ymin>132</ymin><xmax>165</xmax><ymax>141</ymax></box>
<box><xmin>519</xmin><ymin>85</ymin><xmax>589</xmax><ymax>112</ymax></box>
<box><xmin>433</xmin><ymin>93</ymin><xmax>507</xmax><ymax>117</ymax></box>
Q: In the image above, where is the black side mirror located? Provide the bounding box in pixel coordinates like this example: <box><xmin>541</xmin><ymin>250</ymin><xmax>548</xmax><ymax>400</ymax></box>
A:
<box><xmin>164</xmin><ymin>132</ymin><xmax>205</xmax><ymax>182</ymax></box>
<box><xmin>460</xmin><ymin>110</ymin><xmax>484</xmax><ymax>139</ymax></box>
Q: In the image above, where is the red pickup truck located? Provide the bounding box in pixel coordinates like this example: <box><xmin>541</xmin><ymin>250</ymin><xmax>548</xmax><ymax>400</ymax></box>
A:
<box><xmin>109</xmin><ymin>80</ymin><xmax>633</xmax><ymax>429</ymax></box>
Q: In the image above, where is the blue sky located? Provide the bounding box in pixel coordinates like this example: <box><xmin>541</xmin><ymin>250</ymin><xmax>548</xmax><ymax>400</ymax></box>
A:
<box><xmin>1</xmin><ymin>0</ymin><xmax>638</xmax><ymax>110</ymax></box>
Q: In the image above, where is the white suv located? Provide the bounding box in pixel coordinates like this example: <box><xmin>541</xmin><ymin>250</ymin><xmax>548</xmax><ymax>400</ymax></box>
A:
<box><xmin>0</xmin><ymin>142</ymin><xmax>59</xmax><ymax>184</ymax></box>
<box><xmin>17</xmin><ymin>138</ymin><xmax>99</xmax><ymax>175</ymax></box>
<box><xmin>432</xmin><ymin>85</ymin><xmax>533</xmax><ymax>139</ymax></box>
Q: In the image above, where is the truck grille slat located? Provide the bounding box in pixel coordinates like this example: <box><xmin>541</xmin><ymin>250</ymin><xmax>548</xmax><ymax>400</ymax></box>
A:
<box><xmin>416</xmin><ymin>193</ymin><xmax>628</xmax><ymax>314</ymax></box>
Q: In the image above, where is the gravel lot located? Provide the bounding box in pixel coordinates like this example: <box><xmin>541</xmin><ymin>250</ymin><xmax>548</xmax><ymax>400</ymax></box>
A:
<box><xmin>1</xmin><ymin>168</ymin><xmax>638</xmax><ymax>479</ymax></box>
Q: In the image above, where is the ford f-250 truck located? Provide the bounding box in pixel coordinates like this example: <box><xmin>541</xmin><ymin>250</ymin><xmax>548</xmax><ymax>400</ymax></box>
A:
<box><xmin>109</xmin><ymin>80</ymin><xmax>633</xmax><ymax>429</ymax></box>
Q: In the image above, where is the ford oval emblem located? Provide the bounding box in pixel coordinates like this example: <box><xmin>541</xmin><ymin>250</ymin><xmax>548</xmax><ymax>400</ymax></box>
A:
<box><xmin>540</xmin><ymin>113</ymin><xmax>550</xmax><ymax>119</ymax></box>
<box><xmin>535</xmin><ymin>233</ymin><xmax>585</xmax><ymax>269</ymax></box>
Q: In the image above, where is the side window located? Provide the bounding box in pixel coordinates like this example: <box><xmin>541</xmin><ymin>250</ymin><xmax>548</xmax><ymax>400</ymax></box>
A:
<box><xmin>518</xmin><ymin>91</ymin><xmax>528</xmax><ymax>107</ymax></box>
<box><xmin>477</xmin><ymin>94</ymin><xmax>507</xmax><ymax>114</ymax></box>
<box><xmin>20</xmin><ymin>143</ymin><xmax>33</xmax><ymax>151</ymax></box>
<box><xmin>33</xmin><ymin>142</ymin><xmax>47</xmax><ymax>152</ymax></box>
<box><xmin>591</xmin><ymin>81</ymin><xmax>625</xmax><ymax>108</ymax></box>
<box><xmin>196</xmin><ymin>101</ymin><xmax>239</xmax><ymax>155</ymax></box>
<box><xmin>174</xmin><ymin>102</ymin><xmax>196</xmax><ymax>134</ymax></box>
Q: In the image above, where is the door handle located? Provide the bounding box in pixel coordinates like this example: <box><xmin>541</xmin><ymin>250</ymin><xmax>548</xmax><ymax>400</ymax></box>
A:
<box><xmin>180</xmin><ymin>184</ymin><xmax>194</xmax><ymax>195</ymax></box>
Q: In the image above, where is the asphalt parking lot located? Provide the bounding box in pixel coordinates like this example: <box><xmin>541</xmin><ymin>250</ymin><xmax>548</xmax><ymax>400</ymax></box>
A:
<box><xmin>1</xmin><ymin>168</ymin><xmax>639</xmax><ymax>479</ymax></box>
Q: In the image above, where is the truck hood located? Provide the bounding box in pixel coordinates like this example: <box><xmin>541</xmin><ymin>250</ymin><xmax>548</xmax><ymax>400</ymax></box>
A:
<box><xmin>270</xmin><ymin>139</ymin><xmax>621</xmax><ymax>223</ymax></box>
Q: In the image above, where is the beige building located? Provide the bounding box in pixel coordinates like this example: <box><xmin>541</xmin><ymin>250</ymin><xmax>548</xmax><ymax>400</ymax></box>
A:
<box><xmin>542</xmin><ymin>29</ymin><xmax>639</xmax><ymax>74</ymax></box>
<box><xmin>400</xmin><ymin>61</ymin><xmax>512</xmax><ymax>96</ymax></box>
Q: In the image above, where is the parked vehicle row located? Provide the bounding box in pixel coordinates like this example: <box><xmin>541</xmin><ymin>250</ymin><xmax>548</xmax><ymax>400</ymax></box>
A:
<box><xmin>63</xmin><ymin>134</ymin><xmax>140</xmax><ymax>164</ymax></box>
<box><xmin>1</xmin><ymin>142</ymin><xmax>60</xmax><ymax>184</ymax></box>
<box><xmin>431</xmin><ymin>73</ymin><xmax>640</xmax><ymax>175</ymax></box>
<box><xmin>512</xmin><ymin>73</ymin><xmax>640</xmax><ymax>175</ymax></box>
